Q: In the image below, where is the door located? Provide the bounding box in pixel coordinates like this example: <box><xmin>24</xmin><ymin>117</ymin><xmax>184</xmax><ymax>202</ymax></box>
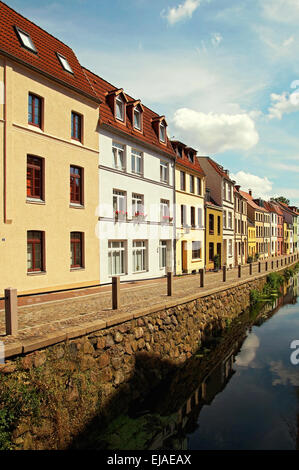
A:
<box><xmin>181</xmin><ymin>241</ymin><xmax>188</xmax><ymax>273</ymax></box>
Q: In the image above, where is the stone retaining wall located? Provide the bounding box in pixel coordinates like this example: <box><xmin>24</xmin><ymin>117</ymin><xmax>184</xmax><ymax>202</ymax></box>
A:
<box><xmin>0</xmin><ymin>275</ymin><xmax>269</xmax><ymax>449</ymax></box>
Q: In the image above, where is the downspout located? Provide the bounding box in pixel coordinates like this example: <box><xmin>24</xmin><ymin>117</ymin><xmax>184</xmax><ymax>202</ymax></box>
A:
<box><xmin>173</xmin><ymin>156</ymin><xmax>176</xmax><ymax>275</ymax></box>
<box><xmin>3</xmin><ymin>58</ymin><xmax>7</xmax><ymax>224</ymax></box>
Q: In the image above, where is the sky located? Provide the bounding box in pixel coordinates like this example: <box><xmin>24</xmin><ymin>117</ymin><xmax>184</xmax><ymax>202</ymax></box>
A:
<box><xmin>6</xmin><ymin>0</ymin><xmax>299</xmax><ymax>205</ymax></box>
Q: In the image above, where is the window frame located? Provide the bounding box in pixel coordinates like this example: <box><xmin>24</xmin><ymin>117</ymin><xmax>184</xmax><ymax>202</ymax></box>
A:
<box><xmin>56</xmin><ymin>52</ymin><xmax>73</xmax><ymax>74</ymax></box>
<box><xmin>28</xmin><ymin>93</ymin><xmax>43</xmax><ymax>128</ymax></box>
<box><xmin>15</xmin><ymin>26</ymin><xmax>37</xmax><ymax>54</ymax></box>
<box><xmin>108</xmin><ymin>241</ymin><xmax>126</xmax><ymax>276</ymax></box>
<box><xmin>27</xmin><ymin>155</ymin><xmax>44</xmax><ymax>201</ymax></box>
<box><xmin>133</xmin><ymin>106</ymin><xmax>142</xmax><ymax>131</ymax></box>
<box><xmin>71</xmin><ymin>111</ymin><xmax>83</xmax><ymax>142</ymax></box>
<box><xmin>131</xmin><ymin>149</ymin><xmax>143</xmax><ymax>175</ymax></box>
<box><xmin>192</xmin><ymin>241</ymin><xmax>202</xmax><ymax>260</ymax></box>
<box><xmin>112</xmin><ymin>141</ymin><xmax>126</xmax><ymax>171</ymax></box>
<box><xmin>160</xmin><ymin>161</ymin><xmax>169</xmax><ymax>183</ymax></box>
<box><xmin>115</xmin><ymin>95</ymin><xmax>125</xmax><ymax>122</ymax></box>
<box><xmin>159</xmin><ymin>240</ymin><xmax>168</xmax><ymax>269</ymax></box>
<box><xmin>159</xmin><ymin>123</ymin><xmax>166</xmax><ymax>143</ymax></box>
<box><xmin>132</xmin><ymin>240</ymin><xmax>147</xmax><ymax>273</ymax></box>
<box><xmin>70</xmin><ymin>165</ymin><xmax>84</xmax><ymax>206</ymax></box>
<box><xmin>27</xmin><ymin>231</ymin><xmax>45</xmax><ymax>273</ymax></box>
<box><xmin>70</xmin><ymin>232</ymin><xmax>84</xmax><ymax>269</ymax></box>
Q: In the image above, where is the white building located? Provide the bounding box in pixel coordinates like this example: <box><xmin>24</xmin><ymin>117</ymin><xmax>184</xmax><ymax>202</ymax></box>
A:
<box><xmin>198</xmin><ymin>157</ymin><xmax>235</xmax><ymax>268</ymax></box>
<box><xmin>85</xmin><ymin>69</ymin><xmax>176</xmax><ymax>284</ymax></box>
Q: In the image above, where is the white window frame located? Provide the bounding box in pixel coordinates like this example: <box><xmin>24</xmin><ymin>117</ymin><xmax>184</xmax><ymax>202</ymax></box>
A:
<box><xmin>131</xmin><ymin>149</ymin><xmax>143</xmax><ymax>175</ymax></box>
<box><xmin>108</xmin><ymin>241</ymin><xmax>126</xmax><ymax>276</ymax></box>
<box><xmin>190</xmin><ymin>175</ymin><xmax>194</xmax><ymax>193</ymax></box>
<box><xmin>116</xmin><ymin>95</ymin><xmax>125</xmax><ymax>121</ymax></box>
<box><xmin>160</xmin><ymin>161</ymin><xmax>169</xmax><ymax>183</ymax></box>
<box><xmin>112</xmin><ymin>142</ymin><xmax>126</xmax><ymax>171</ymax></box>
<box><xmin>160</xmin><ymin>123</ymin><xmax>166</xmax><ymax>143</ymax></box>
<box><xmin>113</xmin><ymin>189</ymin><xmax>127</xmax><ymax>217</ymax></box>
<box><xmin>134</xmin><ymin>107</ymin><xmax>141</xmax><ymax>130</ymax></box>
<box><xmin>160</xmin><ymin>199</ymin><xmax>170</xmax><ymax>222</ymax></box>
<box><xmin>132</xmin><ymin>193</ymin><xmax>144</xmax><ymax>217</ymax></box>
<box><xmin>56</xmin><ymin>53</ymin><xmax>73</xmax><ymax>74</ymax></box>
<box><xmin>15</xmin><ymin>27</ymin><xmax>37</xmax><ymax>53</ymax></box>
<box><xmin>132</xmin><ymin>240</ymin><xmax>147</xmax><ymax>273</ymax></box>
<box><xmin>159</xmin><ymin>240</ymin><xmax>168</xmax><ymax>269</ymax></box>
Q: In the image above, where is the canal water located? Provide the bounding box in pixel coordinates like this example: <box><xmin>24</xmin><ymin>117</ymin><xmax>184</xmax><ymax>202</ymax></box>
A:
<box><xmin>76</xmin><ymin>274</ymin><xmax>299</xmax><ymax>450</ymax></box>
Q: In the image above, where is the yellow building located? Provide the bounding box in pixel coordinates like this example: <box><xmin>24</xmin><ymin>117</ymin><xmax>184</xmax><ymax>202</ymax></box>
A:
<box><xmin>205</xmin><ymin>194</ymin><xmax>223</xmax><ymax>270</ymax></box>
<box><xmin>172</xmin><ymin>141</ymin><xmax>205</xmax><ymax>275</ymax></box>
<box><xmin>284</xmin><ymin>222</ymin><xmax>291</xmax><ymax>255</ymax></box>
<box><xmin>0</xmin><ymin>3</ymin><xmax>101</xmax><ymax>295</ymax></box>
<box><xmin>247</xmin><ymin>219</ymin><xmax>256</xmax><ymax>260</ymax></box>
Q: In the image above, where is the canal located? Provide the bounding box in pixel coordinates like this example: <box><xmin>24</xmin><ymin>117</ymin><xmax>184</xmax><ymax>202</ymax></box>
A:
<box><xmin>74</xmin><ymin>274</ymin><xmax>299</xmax><ymax>450</ymax></box>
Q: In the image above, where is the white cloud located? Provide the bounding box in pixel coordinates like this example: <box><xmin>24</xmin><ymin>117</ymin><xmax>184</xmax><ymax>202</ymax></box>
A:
<box><xmin>272</xmin><ymin>162</ymin><xmax>299</xmax><ymax>173</ymax></box>
<box><xmin>172</xmin><ymin>108</ymin><xmax>259</xmax><ymax>153</ymax></box>
<box><xmin>268</xmin><ymin>91</ymin><xmax>299</xmax><ymax>119</ymax></box>
<box><xmin>211</xmin><ymin>32</ymin><xmax>223</xmax><ymax>47</ymax></box>
<box><xmin>270</xmin><ymin>360</ymin><xmax>299</xmax><ymax>386</ymax></box>
<box><xmin>283</xmin><ymin>36</ymin><xmax>294</xmax><ymax>47</ymax></box>
<box><xmin>235</xmin><ymin>334</ymin><xmax>260</xmax><ymax>368</ymax></box>
<box><xmin>162</xmin><ymin>0</ymin><xmax>201</xmax><ymax>25</ymax></box>
<box><xmin>230</xmin><ymin>171</ymin><xmax>273</xmax><ymax>199</ymax></box>
<box><xmin>262</xmin><ymin>0</ymin><xmax>299</xmax><ymax>24</ymax></box>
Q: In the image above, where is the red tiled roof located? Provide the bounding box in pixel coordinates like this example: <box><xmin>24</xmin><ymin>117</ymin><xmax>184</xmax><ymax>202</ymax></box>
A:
<box><xmin>205</xmin><ymin>157</ymin><xmax>232</xmax><ymax>182</ymax></box>
<box><xmin>239</xmin><ymin>190</ymin><xmax>267</xmax><ymax>212</ymax></box>
<box><xmin>83</xmin><ymin>67</ymin><xmax>176</xmax><ymax>159</ymax></box>
<box><xmin>268</xmin><ymin>202</ymin><xmax>283</xmax><ymax>215</ymax></box>
<box><xmin>171</xmin><ymin>141</ymin><xmax>205</xmax><ymax>176</ymax></box>
<box><xmin>0</xmin><ymin>1</ymin><xmax>99</xmax><ymax>102</ymax></box>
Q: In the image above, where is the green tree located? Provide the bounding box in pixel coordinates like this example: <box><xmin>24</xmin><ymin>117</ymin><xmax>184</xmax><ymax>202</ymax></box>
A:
<box><xmin>271</xmin><ymin>196</ymin><xmax>290</xmax><ymax>205</ymax></box>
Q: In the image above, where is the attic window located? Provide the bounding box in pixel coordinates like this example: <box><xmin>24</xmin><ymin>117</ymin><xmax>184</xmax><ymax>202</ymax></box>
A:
<box><xmin>15</xmin><ymin>27</ymin><xmax>37</xmax><ymax>53</ymax></box>
<box><xmin>116</xmin><ymin>96</ymin><xmax>125</xmax><ymax>121</ymax></box>
<box><xmin>160</xmin><ymin>123</ymin><xmax>166</xmax><ymax>143</ymax></box>
<box><xmin>176</xmin><ymin>147</ymin><xmax>182</xmax><ymax>158</ymax></box>
<box><xmin>134</xmin><ymin>107</ymin><xmax>141</xmax><ymax>130</ymax></box>
<box><xmin>57</xmin><ymin>53</ymin><xmax>73</xmax><ymax>74</ymax></box>
<box><xmin>188</xmin><ymin>152</ymin><xmax>194</xmax><ymax>163</ymax></box>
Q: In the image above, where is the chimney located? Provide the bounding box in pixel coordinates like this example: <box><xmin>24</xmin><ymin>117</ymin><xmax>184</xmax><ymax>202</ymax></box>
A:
<box><xmin>235</xmin><ymin>185</ymin><xmax>240</xmax><ymax>192</ymax></box>
<box><xmin>249</xmin><ymin>189</ymin><xmax>252</xmax><ymax>196</ymax></box>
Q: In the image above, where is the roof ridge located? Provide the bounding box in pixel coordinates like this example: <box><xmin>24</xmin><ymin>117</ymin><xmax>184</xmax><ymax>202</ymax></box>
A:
<box><xmin>0</xmin><ymin>0</ymin><xmax>73</xmax><ymax>52</ymax></box>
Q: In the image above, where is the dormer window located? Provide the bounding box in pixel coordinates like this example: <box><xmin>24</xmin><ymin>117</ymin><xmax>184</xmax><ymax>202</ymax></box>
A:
<box><xmin>134</xmin><ymin>107</ymin><xmax>141</xmax><ymax>130</ymax></box>
<box><xmin>160</xmin><ymin>123</ymin><xmax>166</xmax><ymax>143</ymax></box>
<box><xmin>56</xmin><ymin>53</ymin><xmax>73</xmax><ymax>74</ymax></box>
<box><xmin>15</xmin><ymin>26</ymin><xmax>37</xmax><ymax>53</ymax></box>
<box><xmin>116</xmin><ymin>96</ymin><xmax>125</xmax><ymax>121</ymax></box>
<box><xmin>188</xmin><ymin>152</ymin><xmax>194</xmax><ymax>163</ymax></box>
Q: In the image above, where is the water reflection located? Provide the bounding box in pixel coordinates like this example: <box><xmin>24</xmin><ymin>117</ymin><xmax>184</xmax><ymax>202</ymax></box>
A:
<box><xmin>73</xmin><ymin>275</ymin><xmax>299</xmax><ymax>450</ymax></box>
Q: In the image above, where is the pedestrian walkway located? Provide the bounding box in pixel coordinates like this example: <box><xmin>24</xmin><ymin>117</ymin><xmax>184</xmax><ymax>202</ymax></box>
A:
<box><xmin>1</xmin><ymin>254</ymin><xmax>298</xmax><ymax>355</ymax></box>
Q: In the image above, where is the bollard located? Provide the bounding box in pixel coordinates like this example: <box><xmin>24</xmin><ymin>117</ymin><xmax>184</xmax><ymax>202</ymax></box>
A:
<box><xmin>258</xmin><ymin>262</ymin><xmax>261</xmax><ymax>273</ymax></box>
<box><xmin>249</xmin><ymin>263</ymin><xmax>252</xmax><ymax>275</ymax></box>
<box><xmin>200</xmin><ymin>269</ymin><xmax>205</xmax><ymax>288</ymax></box>
<box><xmin>5</xmin><ymin>288</ymin><xmax>18</xmax><ymax>336</ymax></box>
<box><xmin>223</xmin><ymin>265</ymin><xmax>227</xmax><ymax>282</ymax></box>
<box><xmin>112</xmin><ymin>276</ymin><xmax>120</xmax><ymax>310</ymax></box>
<box><xmin>167</xmin><ymin>271</ymin><xmax>173</xmax><ymax>296</ymax></box>
<box><xmin>238</xmin><ymin>265</ymin><xmax>241</xmax><ymax>278</ymax></box>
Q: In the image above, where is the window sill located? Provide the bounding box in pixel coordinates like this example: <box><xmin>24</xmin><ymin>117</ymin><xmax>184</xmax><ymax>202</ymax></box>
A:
<box><xmin>26</xmin><ymin>198</ymin><xmax>45</xmax><ymax>205</ymax></box>
<box><xmin>70</xmin><ymin>203</ymin><xmax>85</xmax><ymax>209</ymax></box>
<box><xmin>71</xmin><ymin>138</ymin><xmax>83</xmax><ymax>145</ymax></box>
<box><xmin>133</xmin><ymin>270</ymin><xmax>148</xmax><ymax>274</ymax></box>
<box><xmin>28</xmin><ymin>123</ymin><xmax>43</xmax><ymax>132</ymax></box>
<box><xmin>70</xmin><ymin>267</ymin><xmax>85</xmax><ymax>271</ymax></box>
<box><xmin>192</xmin><ymin>258</ymin><xmax>202</xmax><ymax>262</ymax></box>
<box><xmin>27</xmin><ymin>271</ymin><xmax>47</xmax><ymax>276</ymax></box>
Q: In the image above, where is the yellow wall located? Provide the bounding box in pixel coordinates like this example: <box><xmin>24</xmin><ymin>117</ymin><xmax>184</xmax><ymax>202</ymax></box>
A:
<box><xmin>175</xmin><ymin>166</ymin><xmax>205</xmax><ymax>274</ymax></box>
<box><xmin>205</xmin><ymin>206</ymin><xmax>222</xmax><ymax>270</ymax></box>
<box><xmin>248</xmin><ymin>226</ymin><xmax>256</xmax><ymax>259</ymax></box>
<box><xmin>0</xmin><ymin>58</ymin><xmax>100</xmax><ymax>295</ymax></box>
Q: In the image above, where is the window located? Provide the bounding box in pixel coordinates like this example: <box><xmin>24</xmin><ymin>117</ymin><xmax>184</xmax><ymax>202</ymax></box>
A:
<box><xmin>131</xmin><ymin>149</ymin><xmax>143</xmax><ymax>175</ymax></box>
<box><xmin>132</xmin><ymin>193</ymin><xmax>144</xmax><ymax>217</ymax></box>
<box><xmin>197</xmin><ymin>177</ymin><xmax>202</xmax><ymax>195</ymax></box>
<box><xmin>70</xmin><ymin>166</ymin><xmax>83</xmax><ymax>205</ymax></box>
<box><xmin>113</xmin><ymin>190</ymin><xmax>126</xmax><ymax>218</ymax></box>
<box><xmin>223</xmin><ymin>211</ymin><xmax>227</xmax><ymax>228</ymax></box>
<box><xmin>15</xmin><ymin>27</ymin><xmax>36</xmax><ymax>53</ymax></box>
<box><xmin>160</xmin><ymin>162</ymin><xmax>168</xmax><ymax>183</ymax></box>
<box><xmin>228</xmin><ymin>185</ymin><xmax>232</xmax><ymax>202</ymax></box>
<box><xmin>228</xmin><ymin>212</ymin><xmax>232</xmax><ymax>229</ymax></box>
<box><xmin>71</xmin><ymin>112</ymin><xmax>82</xmax><ymax>142</ymax></box>
<box><xmin>160</xmin><ymin>199</ymin><xmax>170</xmax><ymax>222</ymax></box>
<box><xmin>132</xmin><ymin>241</ymin><xmax>147</xmax><ymax>272</ymax></box>
<box><xmin>228</xmin><ymin>239</ymin><xmax>233</xmax><ymax>257</ymax></box>
<box><xmin>176</xmin><ymin>146</ymin><xmax>182</xmax><ymax>158</ymax></box>
<box><xmin>180</xmin><ymin>171</ymin><xmax>186</xmax><ymax>191</ymax></box>
<box><xmin>198</xmin><ymin>208</ymin><xmax>203</xmax><ymax>227</ymax></box>
<box><xmin>112</xmin><ymin>142</ymin><xmax>125</xmax><ymax>171</ymax></box>
<box><xmin>134</xmin><ymin>107</ymin><xmax>141</xmax><ymax>130</ymax></box>
<box><xmin>209</xmin><ymin>214</ymin><xmax>214</xmax><ymax>234</ymax></box>
<box><xmin>159</xmin><ymin>240</ymin><xmax>167</xmax><ymax>269</ymax></box>
<box><xmin>217</xmin><ymin>216</ymin><xmax>221</xmax><ymax>235</ymax></box>
<box><xmin>190</xmin><ymin>175</ymin><xmax>194</xmax><ymax>193</ymax></box>
<box><xmin>108</xmin><ymin>241</ymin><xmax>125</xmax><ymax>275</ymax></box>
<box><xmin>28</xmin><ymin>93</ymin><xmax>42</xmax><ymax>127</ymax></box>
<box><xmin>223</xmin><ymin>181</ymin><xmax>226</xmax><ymax>200</ymax></box>
<box><xmin>27</xmin><ymin>231</ymin><xmax>44</xmax><ymax>272</ymax></box>
<box><xmin>181</xmin><ymin>205</ymin><xmax>187</xmax><ymax>226</ymax></box>
<box><xmin>70</xmin><ymin>232</ymin><xmax>83</xmax><ymax>268</ymax></box>
<box><xmin>57</xmin><ymin>53</ymin><xmax>73</xmax><ymax>73</ymax></box>
<box><xmin>27</xmin><ymin>156</ymin><xmax>43</xmax><ymax>200</ymax></box>
<box><xmin>191</xmin><ymin>207</ymin><xmax>196</xmax><ymax>227</ymax></box>
<box><xmin>188</xmin><ymin>152</ymin><xmax>194</xmax><ymax>163</ymax></box>
<box><xmin>116</xmin><ymin>96</ymin><xmax>125</xmax><ymax>121</ymax></box>
<box><xmin>160</xmin><ymin>123</ymin><xmax>166</xmax><ymax>143</ymax></box>
<box><xmin>209</xmin><ymin>242</ymin><xmax>214</xmax><ymax>261</ymax></box>
<box><xmin>192</xmin><ymin>241</ymin><xmax>202</xmax><ymax>260</ymax></box>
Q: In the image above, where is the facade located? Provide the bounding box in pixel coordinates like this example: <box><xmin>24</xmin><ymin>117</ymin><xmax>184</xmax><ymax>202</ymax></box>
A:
<box><xmin>85</xmin><ymin>69</ymin><xmax>176</xmax><ymax>284</ymax></box>
<box><xmin>172</xmin><ymin>141</ymin><xmax>205</xmax><ymax>275</ymax></box>
<box><xmin>0</xmin><ymin>2</ymin><xmax>101</xmax><ymax>295</ymax></box>
<box><xmin>198</xmin><ymin>157</ymin><xmax>235</xmax><ymax>268</ymax></box>
<box><xmin>289</xmin><ymin>206</ymin><xmax>299</xmax><ymax>253</ymax></box>
<box><xmin>254</xmin><ymin>199</ymin><xmax>271</xmax><ymax>258</ymax></box>
<box><xmin>247</xmin><ymin>219</ymin><xmax>256</xmax><ymax>260</ymax></box>
<box><xmin>234</xmin><ymin>186</ymin><xmax>247</xmax><ymax>265</ymax></box>
<box><xmin>240</xmin><ymin>190</ymin><xmax>266</xmax><ymax>260</ymax></box>
<box><xmin>205</xmin><ymin>191</ymin><xmax>223</xmax><ymax>271</ymax></box>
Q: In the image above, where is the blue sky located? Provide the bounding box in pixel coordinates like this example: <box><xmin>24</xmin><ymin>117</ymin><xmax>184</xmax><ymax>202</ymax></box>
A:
<box><xmin>6</xmin><ymin>0</ymin><xmax>299</xmax><ymax>205</ymax></box>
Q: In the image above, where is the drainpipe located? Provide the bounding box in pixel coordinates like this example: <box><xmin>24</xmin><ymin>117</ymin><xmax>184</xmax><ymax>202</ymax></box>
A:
<box><xmin>3</xmin><ymin>58</ymin><xmax>7</xmax><ymax>224</ymax></box>
<box><xmin>173</xmin><ymin>157</ymin><xmax>176</xmax><ymax>275</ymax></box>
